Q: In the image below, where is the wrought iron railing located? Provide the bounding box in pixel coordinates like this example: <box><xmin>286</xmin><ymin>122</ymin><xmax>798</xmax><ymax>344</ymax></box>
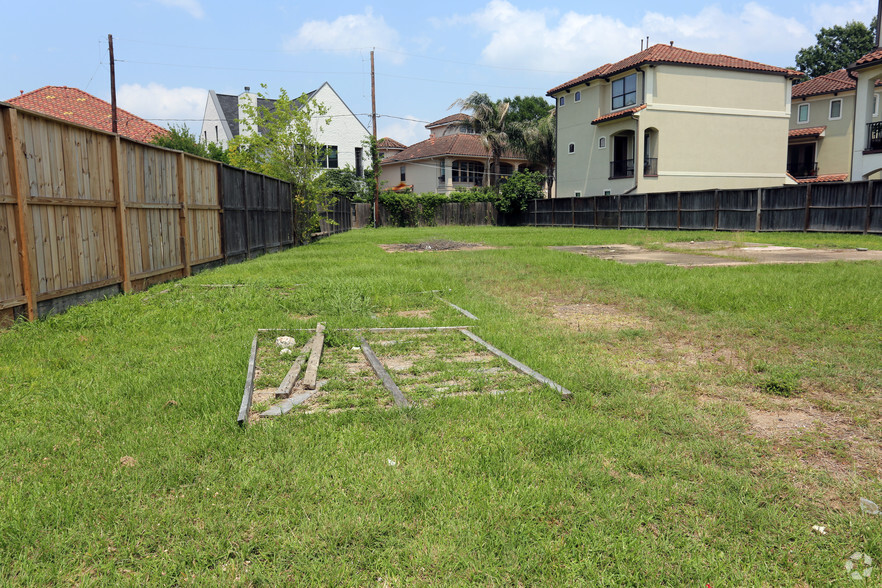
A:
<box><xmin>786</xmin><ymin>162</ymin><xmax>818</xmax><ymax>178</ymax></box>
<box><xmin>643</xmin><ymin>158</ymin><xmax>658</xmax><ymax>177</ymax></box>
<box><xmin>867</xmin><ymin>122</ymin><xmax>882</xmax><ymax>150</ymax></box>
<box><xmin>610</xmin><ymin>159</ymin><xmax>634</xmax><ymax>179</ymax></box>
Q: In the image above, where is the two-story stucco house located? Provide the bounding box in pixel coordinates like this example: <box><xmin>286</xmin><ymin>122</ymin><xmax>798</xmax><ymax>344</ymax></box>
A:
<box><xmin>379</xmin><ymin>114</ymin><xmax>540</xmax><ymax>194</ymax></box>
<box><xmin>200</xmin><ymin>82</ymin><xmax>370</xmax><ymax>174</ymax></box>
<box><xmin>848</xmin><ymin>48</ymin><xmax>882</xmax><ymax>180</ymax></box>
<box><xmin>548</xmin><ymin>43</ymin><xmax>802</xmax><ymax>197</ymax></box>
<box><xmin>788</xmin><ymin>69</ymin><xmax>882</xmax><ymax>183</ymax></box>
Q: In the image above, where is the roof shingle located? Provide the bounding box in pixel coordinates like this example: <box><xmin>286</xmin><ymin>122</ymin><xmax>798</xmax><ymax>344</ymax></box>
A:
<box><xmin>7</xmin><ymin>86</ymin><xmax>167</xmax><ymax>143</ymax></box>
<box><xmin>788</xmin><ymin>126</ymin><xmax>826</xmax><ymax>138</ymax></box>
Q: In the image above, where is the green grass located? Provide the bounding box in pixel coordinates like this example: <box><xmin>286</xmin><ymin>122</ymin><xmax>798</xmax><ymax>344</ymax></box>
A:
<box><xmin>1</xmin><ymin>226</ymin><xmax>881</xmax><ymax>585</ymax></box>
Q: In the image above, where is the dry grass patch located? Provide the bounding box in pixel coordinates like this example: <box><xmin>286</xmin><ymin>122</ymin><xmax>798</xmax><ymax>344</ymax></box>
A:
<box><xmin>553</xmin><ymin>303</ymin><xmax>652</xmax><ymax>331</ymax></box>
<box><xmin>380</xmin><ymin>239</ymin><xmax>495</xmax><ymax>253</ymax></box>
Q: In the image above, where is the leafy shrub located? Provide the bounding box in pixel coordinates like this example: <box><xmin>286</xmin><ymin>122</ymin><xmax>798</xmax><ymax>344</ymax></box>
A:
<box><xmin>495</xmin><ymin>171</ymin><xmax>545</xmax><ymax>213</ymax></box>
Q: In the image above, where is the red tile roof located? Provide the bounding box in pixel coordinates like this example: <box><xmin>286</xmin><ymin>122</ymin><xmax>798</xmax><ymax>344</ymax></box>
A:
<box><xmin>380</xmin><ymin>133</ymin><xmax>526</xmax><ymax>165</ymax></box>
<box><xmin>850</xmin><ymin>48</ymin><xmax>882</xmax><ymax>70</ymax></box>
<box><xmin>426</xmin><ymin>113</ymin><xmax>469</xmax><ymax>128</ymax></box>
<box><xmin>378</xmin><ymin>137</ymin><xmax>406</xmax><ymax>150</ymax></box>
<box><xmin>592</xmin><ymin>104</ymin><xmax>647</xmax><ymax>125</ymax></box>
<box><xmin>788</xmin><ymin>126</ymin><xmax>826</xmax><ymax>138</ymax></box>
<box><xmin>791</xmin><ymin>69</ymin><xmax>854</xmax><ymax>98</ymax></box>
<box><xmin>794</xmin><ymin>173</ymin><xmax>848</xmax><ymax>183</ymax></box>
<box><xmin>7</xmin><ymin>86</ymin><xmax>167</xmax><ymax>143</ymax></box>
<box><xmin>549</xmin><ymin>44</ymin><xmax>802</xmax><ymax>95</ymax></box>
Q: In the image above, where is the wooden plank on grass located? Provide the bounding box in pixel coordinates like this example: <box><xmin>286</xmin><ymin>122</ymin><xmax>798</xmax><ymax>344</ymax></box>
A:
<box><xmin>237</xmin><ymin>333</ymin><xmax>259</xmax><ymax>425</ymax></box>
<box><xmin>459</xmin><ymin>329</ymin><xmax>573</xmax><ymax>400</ymax></box>
<box><xmin>275</xmin><ymin>336</ymin><xmax>315</xmax><ymax>398</ymax></box>
<box><xmin>437</xmin><ymin>296</ymin><xmax>478</xmax><ymax>320</ymax></box>
<box><xmin>302</xmin><ymin>323</ymin><xmax>325</xmax><ymax>390</ymax></box>
<box><xmin>261</xmin><ymin>392</ymin><xmax>314</xmax><ymax>417</ymax></box>
<box><xmin>360</xmin><ymin>336</ymin><xmax>409</xmax><ymax>407</ymax></box>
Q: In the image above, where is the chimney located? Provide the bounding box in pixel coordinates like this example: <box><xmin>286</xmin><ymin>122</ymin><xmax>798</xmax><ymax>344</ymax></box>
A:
<box><xmin>244</xmin><ymin>86</ymin><xmax>250</xmax><ymax>92</ymax></box>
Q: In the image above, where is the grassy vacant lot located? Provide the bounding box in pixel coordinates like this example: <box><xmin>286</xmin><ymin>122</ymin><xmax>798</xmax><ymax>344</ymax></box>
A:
<box><xmin>1</xmin><ymin>226</ymin><xmax>880</xmax><ymax>585</ymax></box>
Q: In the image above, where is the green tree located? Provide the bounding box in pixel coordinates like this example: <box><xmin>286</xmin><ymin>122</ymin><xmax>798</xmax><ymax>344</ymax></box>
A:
<box><xmin>150</xmin><ymin>124</ymin><xmax>229</xmax><ymax>164</ymax></box>
<box><xmin>451</xmin><ymin>92</ymin><xmax>511</xmax><ymax>190</ymax></box>
<box><xmin>495</xmin><ymin>170</ymin><xmax>544</xmax><ymax>214</ymax></box>
<box><xmin>795</xmin><ymin>19</ymin><xmax>876</xmax><ymax>78</ymax></box>
<box><xmin>503</xmin><ymin>95</ymin><xmax>553</xmax><ymax>125</ymax></box>
<box><xmin>228</xmin><ymin>85</ymin><xmax>332</xmax><ymax>243</ymax></box>
<box><xmin>516</xmin><ymin>111</ymin><xmax>556</xmax><ymax>199</ymax></box>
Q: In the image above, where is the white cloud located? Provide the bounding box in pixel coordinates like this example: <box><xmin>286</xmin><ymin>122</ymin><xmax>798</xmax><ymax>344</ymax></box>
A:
<box><xmin>456</xmin><ymin>1</ymin><xmax>817</xmax><ymax>74</ymax></box>
<box><xmin>118</xmin><ymin>83</ymin><xmax>207</xmax><ymax>131</ymax></box>
<box><xmin>378</xmin><ymin>115</ymin><xmax>425</xmax><ymax>146</ymax></box>
<box><xmin>154</xmin><ymin>0</ymin><xmax>205</xmax><ymax>19</ymax></box>
<box><xmin>284</xmin><ymin>8</ymin><xmax>403</xmax><ymax>64</ymax></box>
<box><xmin>809</xmin><ymin>0</ymin><xmax>875</xmax><ymax>28</ymax></box>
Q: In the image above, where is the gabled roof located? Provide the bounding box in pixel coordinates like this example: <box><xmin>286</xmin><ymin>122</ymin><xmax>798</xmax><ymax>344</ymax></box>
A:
<box><xmin>592</xmin><ymin>104</ymin><xmax>647</xmax><ymax>125</ymax></box>
<box><xmin>426</xmin><ymin>113</ymin><xmax>469</xmax><ymax>128</ymax></box>
<box><xmin>213</xmin><ymin>85</ymin><xmax>322</xmax><ymax>137</ymax></box>
<box><xmin>7</xmin><ymin>86</ymin><xmax>166</xmax><ymax>143</ymax></box>
<box><xmin>380</xmin><ymin>133</ymin><xmax>526</xmax><ymax>165</ymax></box>
<box><xmin>378</xmin><ymin>137</ymin><xmax>406</xmax><ymax>150</ymax></box>
<box><xmin>792</xmin><ymin>70</ymin><xmax>855</xmax><ymax>98</ymax></box>
<box><xmin>789</xmin><ymin>126</ymin><xmax>826</xmax><ymax>138</ymax></box>
<box><xmin>549</xmin><ymin>44</ymin><xmax>802</xmax><ymax>95</ymax></box>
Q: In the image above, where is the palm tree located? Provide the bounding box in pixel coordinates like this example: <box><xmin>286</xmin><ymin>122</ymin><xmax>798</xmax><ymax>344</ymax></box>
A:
<box><xmin>450</xmin><ymin>92</ymin><xmax>511</xmax><ymax>189</ymax></box>
<box><xmin>518</xmin><ymin>111</ymin><xmax>556</xmax><ymax>199</ymax></box>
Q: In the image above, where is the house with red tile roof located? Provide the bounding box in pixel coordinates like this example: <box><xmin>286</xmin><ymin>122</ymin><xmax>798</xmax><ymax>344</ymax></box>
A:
<box><xmin>378</xmin><ymin>115</ymin><xmax>542</xmax><ymax>194</ymax></box>
<box><xmin>547</xmin><ymin>43</ymin><xmax>801</xmax><ymax>197</ymax></box>
<box><xmin>847</xmin><ymin>48</ymin><xmax>882</xmax><ymax>180</ymax></box>
<box><xmin>787</xmin><ymin>69</ymin><xmax>882</xmax><ymax>183</ymax></box>
<box><xmin>378</xmin><ymin>137</ymin><xmax>407</xmax><ymax>160</ymax></box>
<box><xmin>7</xmin><ymin>86</ymin><xmax>166</xmax><ymax>143</ymax></box>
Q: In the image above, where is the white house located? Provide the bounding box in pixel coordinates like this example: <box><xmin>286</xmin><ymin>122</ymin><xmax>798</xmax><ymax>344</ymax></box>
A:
<box><xmin>200</xmin><ymin>82</ymin><xmax>370</xmax><ymax>174</ymax></box>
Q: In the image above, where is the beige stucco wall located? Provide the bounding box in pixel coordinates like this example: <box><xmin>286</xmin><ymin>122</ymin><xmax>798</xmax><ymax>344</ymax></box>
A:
<box><xmin>553</xmin><ymin>64</ymin><xmax>793</xmax><ymax>196</ymax></box>
<box><xmin>790</xmin><ymin>92</ymin><xmax>855</xmax><ymax>177</ymax></box>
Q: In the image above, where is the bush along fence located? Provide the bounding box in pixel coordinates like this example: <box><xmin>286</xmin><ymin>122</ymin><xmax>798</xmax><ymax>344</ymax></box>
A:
<box><xmin>0</xmin><ymin>103</ymin><xmax>352</xmax><ymax>324</ymax></box>
<box><xmin>524</xmin><ymin>182</ymin><xmax>882</xmax><ymax>234</ymax></box>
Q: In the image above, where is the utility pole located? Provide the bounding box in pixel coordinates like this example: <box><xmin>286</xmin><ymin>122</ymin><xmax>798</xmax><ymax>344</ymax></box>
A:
<box><xmin>108</xmin><ymin>34</ymin><xmax>118</xmax><ymax>134</ymax></box>
<box><xmin>371</xmin><ymin>49</ymin><xmax>379</xmax><ymax>228</ymax></box>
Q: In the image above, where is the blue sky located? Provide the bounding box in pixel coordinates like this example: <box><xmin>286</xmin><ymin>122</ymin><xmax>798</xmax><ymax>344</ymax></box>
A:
<box><xmin>2</xmin><ymin>0</ymin><xmax>876</xmax><ymax>145</ymax></box>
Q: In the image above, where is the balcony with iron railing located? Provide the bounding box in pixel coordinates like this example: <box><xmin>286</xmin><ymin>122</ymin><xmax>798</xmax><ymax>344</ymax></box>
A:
<box><xmin>787</xmin><ymin>162</ymin><xmax>818</xmax><ymax>178</ymax></box>
<box><xmin>610</xmin><ymin>159</ymin><xmax>634</xmax><ymax>179</ymax></box>
<box><xmin>643</xmin><ymin>158</ymin><xmax>658</xmax><ymax>177</ymax></box>
<box><xmin>867</xmin><ymin>122</ymin><xmax>882</xmax><ymax>151</ymax></box>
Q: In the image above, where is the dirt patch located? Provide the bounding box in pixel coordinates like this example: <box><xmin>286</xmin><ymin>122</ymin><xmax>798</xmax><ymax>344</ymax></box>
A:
<box><xmin>554</xmin><ymin>303</ymin><xmax>652</xmax><ymax>331</ymax></box>
<box><xmin>551</xmin><ymin>242</ymin><xmax>882</xmax><ymax>267</ymax></box>
<box><xmin>380</xmin><ymin>240</ymin><xmax>495</xmax><ymax>253</ymax></box>
<box><xmin>746</xmin><ymin>407</ymin><xmax>817</xmax><ymax>437</ymax></box>
<box><xmin>384</xmin><ymin>356</ymin><xmax>414</xmax><ymax>371</ymax></box>
<box><xmin>395</xmin><ymin>309</ymin><xmax>433</xmax><ymax>319</ymax></box>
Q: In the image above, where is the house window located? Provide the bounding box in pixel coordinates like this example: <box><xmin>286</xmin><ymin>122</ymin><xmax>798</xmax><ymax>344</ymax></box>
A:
<box><xmin>438</xmin><ymin>160</ymin><xmax>446</xmax><ymax>183</ymax></box>
<box><xmin>559</xmin><ymin>96</ymin><xmax>565</xmax><ymax>107</ymax></box>
<box><xmin>355</xmin><ymin>147</ymin><xmax>363</xmax><ymax>177</ymax></box>
<box><xmin>598</xmin><ymin>137</ymin><xmax>607</xmax><ymax>149</ymax></box>
<box><xmin>568</xmin><ymin>143</ymin><xmax>575</xmax><ymax>154</ymax></box>
<box><xmin>574</xmin><ymin>91</ymin><xmax>581</xmax><ymax>102</ymax></box>
<box><xmin>215</xmin><ymin>125</ymin><xmax>219</xmax><ymax>142</ymax></box>
<box><xmin>575</xmin><ymin>191</ymin><xmax>582</xmax><ymax>197</ymax></box>
<box><xmin>452</xmin><ymin>160</ymin><xmax>484</xmax><ymax>183</ymax></box>
<box><xmin>603</xmin><ymin>189</ymin><xmax>611</xmax><ymax>196</ymax></box>
<box><xmin>612</xmin><ymin>74</ymin><xmax>637</xmax><ymax>110</ymax></box>
<box><xmin>499</xmin><ymin>162</ymin><xmax>514</xmax><ymax>178</ymax></box>
<box><xmin>319</xmin><ymin>145</ymin><xmax>339</xmax><ymax>168</ymax></box>
<box><xmin>829</xmin><ymin>98</ymin><xmax>842</xmax><ymax>120</ymax></box>
<box><xmin>875</xmin><ymin>93</ymin><xmax>880</xmax><ymax>117</ymax></box>
<box><xmin>400</xmin><ymin>166</ymin><xmax>406</xmax><ymax>182</ymax></box>
<box><xmin>797</xmin><ymin>103</ymin><xmax>810</xmax><ymax>124</ymax></box>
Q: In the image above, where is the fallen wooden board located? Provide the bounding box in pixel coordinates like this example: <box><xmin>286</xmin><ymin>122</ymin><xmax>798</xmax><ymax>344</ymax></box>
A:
<box><xmin>303</xmin><ymin>323</ymin><xmax>326</xmax><ymax>390</ymax></box>
<box><xmin>360</xmin><ymin>337</ymin><xmax>410</xmax><ymax>407</ymax></box>
<box><xmin>260</xmin><ymin>391</ymin><xmax>314</xmax><ymax>417</ymax></box>
<box><xmin>275</xmin><ymin>336</ymin><xmax>315</xmax><ymax>398</ymax></box>
<box><xmin>460</xmin><ymin>329</ymin><xmax>573</xmax><ymax>400</ymax></box>
<box><xmin>236</xmin><ymin>333</ymin><xmax>260</xmax><ymax>425</ymax></box>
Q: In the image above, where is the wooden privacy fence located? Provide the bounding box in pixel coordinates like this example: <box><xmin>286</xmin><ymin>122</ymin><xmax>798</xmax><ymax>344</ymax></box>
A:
<box><xmin>1</xmin><ymin>103</ymin><xmax>351</xmax><ymax>323</ymax></box>
<box><xmin>525</xmin><ymin>182</ymin><xmax>882</xmax><ymax>234</ymax></box>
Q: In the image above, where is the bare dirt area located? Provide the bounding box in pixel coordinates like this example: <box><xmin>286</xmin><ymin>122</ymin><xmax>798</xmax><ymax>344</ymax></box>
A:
<box><xmin>380</xmin><ymin>240</ymin><xmax>495</xmax><ymax>253</ymax></box>
<box><xmin>553</xmin><ymin>302</ymin><xmax>652</xmax><ymax>331</ymax></box>
<box><xmin>550</xmin><ymin>241</ymin><xmax>882</xmax><ymax>267</ymax></box>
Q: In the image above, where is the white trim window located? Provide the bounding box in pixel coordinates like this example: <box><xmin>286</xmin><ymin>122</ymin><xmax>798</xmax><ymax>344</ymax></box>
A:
<box><xmin>602</xmin><ymin>189</ymin><xmax>612</xmax><ymax>196</ymax></box>
<box><xmin>598</xmin><ymin>136</ymin><xmax>607</xmax><ymax>149</ymax></box>
<box><xmin>829</xmin><ymin>98</ymin><xmax>842</xmax><ymax>120</ymax></box>
<box><xmin>568</xmin><ymin>142</ymin><xmax>575</xmax><ymax>154</ymax></box>
<box><xmin>797</xmin><ymin>102</ymin><xmax>810</xmax><ymax>124</ymax></box>
<box><xmin>574</xmin><ymin>91</ymin><xmax>581</xmax><ymax>102</ymax></box>
<box><xmin>559</xmin><ymin>96</ymin><xmax>565</xmax><ymax>107</ymax></box>
<box><xmin>575</xmin><ymin>191</ymin><xmax>582</xmax><ymax>197</ymax></box>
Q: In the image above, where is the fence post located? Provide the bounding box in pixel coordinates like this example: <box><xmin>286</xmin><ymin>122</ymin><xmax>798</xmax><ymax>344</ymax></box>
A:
<box><xmin>645</xmin><ymin>193</ymin><xmax>649</xmax><ymax>230</ymax></box>
<box><xmin>176</xmin><ymin>152</ymin><xmax>191</xmax><ymax>277</ymax></box>
<box><xmin>755</xmin><ymin>188</ymin><xmax>762</xmax><ymax>233</ymax></box>
<box><xmin>593</xmin><ymin>196</ymin><xmax>598</xmax><ymax>228</ymax></box>
<box><xmin>218</xmin><ymin>164</ymin><xmax>228</xmax><ymax>263</ymax></box>
<box><xmin>804</xmin><ymin>183</ymin><xmax>812</xmax><ymax>232</ymax></box>
<box><xmin>865</xmin><ymin>180</ymin><xmax>873</xmax><ymax>235</ymax></box>
<box><xmin>713</xmin><ymin>189</ymin><xmax>720</xmax><ymax>231</ymax></box>
<box><xmin>617</xmin><ymin>195</ymin><xmax>622</xmax><ymax>230</ymax></box>
<box><xmin>110</xmin><ymin>136</ymin><xmax>131</xmax><ymax>292</ymax></box>
<box><xmin>571</xmin><ymin>197</ymin><xmax>575</xmax><ymax>228</ymax></box>
<box><xmin>2</xmin><ymin>107</ymin><xmax>38</xmax><ymax>320</ymax></box>
<box><xmin>676</xmin><ymin>192</ymin><xmax>681</xmax><ymax>230</ymax></box>
<box><xmin>243</xmin><ymin>171</ymin><xmax>252</xmax><ymax>256</ymax></box>
<box><xmin>551</xmin><ymin>198</ymin><xmax>555</xmax><ymax>226</ymax></box>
